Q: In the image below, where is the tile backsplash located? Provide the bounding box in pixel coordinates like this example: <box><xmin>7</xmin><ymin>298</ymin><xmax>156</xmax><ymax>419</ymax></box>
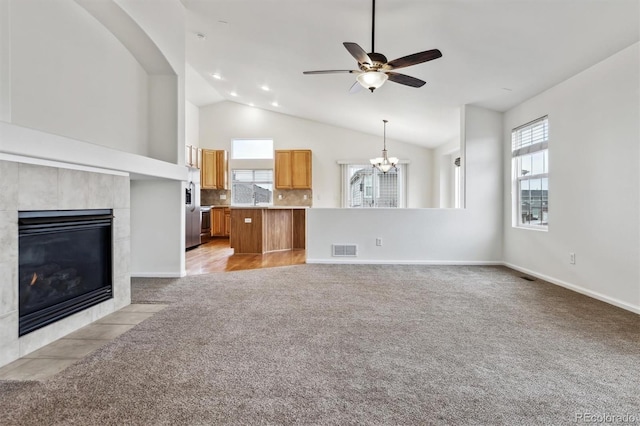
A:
<box><xmin>201</xmin><ymin>189</ymin><xmax>230</xmax><ymax>206</ymax></box>
<box><xmin>202</xmin><ymin>189</ymin><xmax>313</xmax><ymax>207</ymax></box>
<box><xmin>274</xmin><ymin>189</ymin><xmax>313</xmax><ymax>207</ymax></box>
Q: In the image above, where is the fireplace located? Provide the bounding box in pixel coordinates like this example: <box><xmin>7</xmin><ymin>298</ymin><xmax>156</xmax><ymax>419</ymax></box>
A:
<box><xmin>18</xmin><ymin>209</ymin><xmax>114</xmax><ymax>336</ymax></box>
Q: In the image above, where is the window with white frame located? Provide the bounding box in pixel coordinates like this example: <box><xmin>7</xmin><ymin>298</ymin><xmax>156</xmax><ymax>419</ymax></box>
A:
<box><xmin>512</xmin><ymin>116</ymin><xmax>548</xmax><ymax>228</ymax></box>
<box><xmin>232</xmin><ymin>169</ymin><xmax>273</xmax><ymax>206</ymax></box>
<box><xmin>231</xmin><ymin>139</ymin><xmax>273</xmax><ymax>159</ymax></box>
<box><xmin>341</xmin><ymin>164</ymin><xmax>406</xmax><ymax>208</ymax></box>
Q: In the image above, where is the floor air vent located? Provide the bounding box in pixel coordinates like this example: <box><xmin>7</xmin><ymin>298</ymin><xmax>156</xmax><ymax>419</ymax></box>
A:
<box><xmin>520</xmin><ymin>276</ymin><xmax>536</xmax><ymax>282</ymax></box>
<box><xmin>332</xmin><ymin>244</ymin><xmax>357</xmax><ymax>257</ymax></box>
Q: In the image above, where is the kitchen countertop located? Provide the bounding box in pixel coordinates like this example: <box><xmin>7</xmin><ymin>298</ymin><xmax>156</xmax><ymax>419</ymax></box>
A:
<box><xmin>230</xmin><ymin>206</ymin><xmax>309</xmax><ymax>210</ymax></box>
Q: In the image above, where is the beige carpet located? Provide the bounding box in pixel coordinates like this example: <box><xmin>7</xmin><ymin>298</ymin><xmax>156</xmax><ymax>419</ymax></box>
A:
<box><xmin>1</xmin><ymin>264</ymin><xmax>639</xmax><ymax>425</ymax></box>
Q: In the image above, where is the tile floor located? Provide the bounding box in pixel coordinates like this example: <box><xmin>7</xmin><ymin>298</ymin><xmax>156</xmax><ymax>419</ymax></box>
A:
<box><xmin>0</xmin><ymin>303</ymin><xmax>167</xmax><ymax>381</ymax></box>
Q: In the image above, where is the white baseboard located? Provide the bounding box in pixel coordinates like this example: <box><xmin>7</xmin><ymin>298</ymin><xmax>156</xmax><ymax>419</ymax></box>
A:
<box><xmin>131</xmin><ymin>271</ymin><xmax>186</xmax><ymax>278</ymax></box>
<box><xmin>503</xmin><ymin>262</ymin><xmax>640</xmax><ymax>315</ymax></box>
<box><xmin>306</xmin><ymin>259</ymin><xmax>639</xmax><ymax>315</ymax></box>
<box><xmin>306</xmin><ymin>258</ymin><xmax>503</xmax><ymax>266</ymax></box>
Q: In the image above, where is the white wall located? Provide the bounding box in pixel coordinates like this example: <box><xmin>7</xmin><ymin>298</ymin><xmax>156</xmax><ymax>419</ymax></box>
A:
<box><xmin>116</xmin><ymin>0</ymin><xmax>185</xmax><ymax>165</ymax></box>
<box><xmin>503</xmin><ymin>43</ymin><xmax>640</xmax><ymax>312</ymax></box>
<box><xmin>1</xmin><ymin>0</ymin><xmax>189</xmax><ymax>278</ymax></box>
<box><xmin>199</xmin><ymin>101</ymin><xmax>434</xmax><ymax>208</ymax></box>
<box><xmin>130</xmin><ymin>179</ymin><xmax>185</xmax><ymax>277</ymax></box>
<box><xmin>8</xmin><ymin>0</ymin><xmax>150</xmax><ymax>155</ymax></box>
<box><xmin>432</xmin><ymin>138</ymin><xmax>461</xmax><ymax>208</ymax></box>
<box><xmin>148</xmin><ymin>74</ymin><xmax>179</xmax><ymax>163</ymax></box>
<box><xmin>0</xmin><ymin>0</ymin><xmax>10</xmax><ymax>123</ymax></box>
<box><xmin>116</xmin><ymin>0</ymin><xmax>185</xmax><ymax>76</ymax></box>
<box><xmin>185</xmin><ymin>101</ymin><xmax>200</xmax><ymax>148</ymax></box>
<box><xmin>307</xmin><ymin>105</ymin><xmax>503</xmax><ymax>264</ymax></box>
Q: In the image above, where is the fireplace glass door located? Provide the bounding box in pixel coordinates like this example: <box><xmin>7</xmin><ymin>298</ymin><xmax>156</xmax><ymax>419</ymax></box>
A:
<box><xmin>18</xmin><ymin>209</ymin><xmax>113</xmax><ymax>336</ymax></box>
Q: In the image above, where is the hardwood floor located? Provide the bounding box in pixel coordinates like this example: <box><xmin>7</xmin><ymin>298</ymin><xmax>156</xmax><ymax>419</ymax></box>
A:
<box><xmin>186</xmin><ymin>238</ymin><xmax>306</xmax><ymax>275</ymax></box>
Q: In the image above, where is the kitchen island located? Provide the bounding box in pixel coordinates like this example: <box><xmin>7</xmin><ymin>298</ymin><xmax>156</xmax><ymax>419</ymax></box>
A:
<box><xmin>230</xmin><ymin>207</ymin><xmax>306</xmax><ymax>254</ymax></box>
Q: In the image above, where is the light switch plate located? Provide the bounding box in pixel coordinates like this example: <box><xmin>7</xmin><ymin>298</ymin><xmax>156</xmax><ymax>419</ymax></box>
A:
<box><xmin>244</xmin><ymin>218</ymin><xmax>252</xmax><ymax>223</ymax></box>
<box><xmin>220</xmin><ymin>194</ymin><xmax>227</xmax><ymax>200</ymax></box>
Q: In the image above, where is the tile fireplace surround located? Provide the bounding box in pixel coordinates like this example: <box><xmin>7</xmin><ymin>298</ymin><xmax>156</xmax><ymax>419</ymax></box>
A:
<box><xmin>0</xmin><ymin>159</ymin><xmax>131</xmax><ymax>368</ymax></box>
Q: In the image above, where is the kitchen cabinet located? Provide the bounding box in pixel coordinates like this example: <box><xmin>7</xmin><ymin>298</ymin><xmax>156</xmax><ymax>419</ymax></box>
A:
<box><xmin>185</xmin><ymin>144</ymin><xmax>200</xmax><ymax>168</ymax></box>
<box><xmin>211</xmin><ymin>207</ymin><xmax>224</xmax><ymax>236</ymax></box>
<box><xmin>224</xmin><ymin>208</ymin><xmax>231</xmax><ymax>236</ymax></box>
<box><xmin>211</xmin><ymin>207</ymin><xmax>231</xmax><ymax>237</ymax></box>
<box><xmin>201</xmin><ymin>149</ymin><xmax>228</xmax><ymax>190</ymax></box>
<box><xmin>230</xmin><ymin>207</ymin><xmax>306</xmax><ymax>254</ymax></box>
<box><xmin>275</xmin><ymin>150</ymin><xmax>312</xmax><ymax>189</ymax></box>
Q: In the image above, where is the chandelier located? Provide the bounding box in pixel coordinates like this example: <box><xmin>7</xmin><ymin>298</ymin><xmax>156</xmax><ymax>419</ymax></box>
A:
<box><xmin>370</xmin><ymin>119</ymin><xmax>398</xmax><ymax>173</ymax></box>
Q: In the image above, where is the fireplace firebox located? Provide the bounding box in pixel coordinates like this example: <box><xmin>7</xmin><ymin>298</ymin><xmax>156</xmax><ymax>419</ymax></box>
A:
<box><xmin>18</xmin><ymin>209</ymin><xmax>114</xmax><ymax>336</ymax></box>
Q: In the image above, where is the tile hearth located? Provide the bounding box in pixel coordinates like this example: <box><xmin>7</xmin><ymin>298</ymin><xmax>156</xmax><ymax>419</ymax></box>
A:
<box><xmin>0</xmin><ymin>304</ymin><xmax>166</xmax><ymax>381</ymax></box>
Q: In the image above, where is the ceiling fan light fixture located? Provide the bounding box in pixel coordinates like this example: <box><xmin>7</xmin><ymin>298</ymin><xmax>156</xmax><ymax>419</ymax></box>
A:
<box><xmin>357</xmin><ymin>71</ymin><xmax>388</xmax><ymax>92</ymax></box>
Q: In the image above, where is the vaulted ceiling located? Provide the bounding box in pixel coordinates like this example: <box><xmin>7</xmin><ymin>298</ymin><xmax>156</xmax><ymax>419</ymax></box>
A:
<box><xmin>182</xmin><ymin>0</ymin><xmax>639</xmax><ymax>148</ymax></box>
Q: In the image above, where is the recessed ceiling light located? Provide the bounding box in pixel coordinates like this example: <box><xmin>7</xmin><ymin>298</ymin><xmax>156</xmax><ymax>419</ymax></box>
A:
<box><xmin>230</xmin><ymin>92</ymin><xmax>238</xmax><ymax>97</ymax></box>
<box><xmin>271</xmin><ymin>101</ymin><xmax>279</xmax><ymax>107</ymax></box>
<box><xmin>211</xmin><ymin>73</ymin><xmax>222</xmax><ymax>80</ymax></box>
<box><xmin>261</xmin><ymin>85</ymin><xmax>270</xmax><ymax>92</ymax></box>
<box><xmin>195</xmin><ymin>33</ymin><xmax>206</xmax><ymax>41</ymax></box>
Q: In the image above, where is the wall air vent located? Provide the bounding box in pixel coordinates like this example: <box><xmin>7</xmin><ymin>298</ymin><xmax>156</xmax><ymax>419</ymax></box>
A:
<box><xmin>332</xmin><ymin>244</ymin><xmax>358</xmax><ymax>257</ymax></box>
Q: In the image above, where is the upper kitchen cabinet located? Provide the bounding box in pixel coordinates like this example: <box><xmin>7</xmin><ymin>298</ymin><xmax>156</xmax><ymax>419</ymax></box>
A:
<box><xmin>201</xmin><ymin>149</ymin><xmax>228</xmax><ymax>189</ymax></box>
<box><xmin>275</xmin><ymin>150</ymin><xmax>312</xmax><ymax>189</ymax></box>
<box><xmin>216</xmin><ymin>150</ymin><xmax>228</xmax><ymax>189</ymax></box>
<box><xmin>185</xmin><ymin>144</ymin><xmax>201</xmax><ymax>168</ymax></box>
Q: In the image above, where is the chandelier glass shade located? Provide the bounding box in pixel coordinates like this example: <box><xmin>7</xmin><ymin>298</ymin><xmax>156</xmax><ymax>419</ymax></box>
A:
<box><xmin>356</xmin><ymin>71</ymin><xmax>388</xmax><ymax>92</ymax></box>
<box><xmin>370</xmin><ymin>119</ymin><xmax>398</xmax><ymax>173</ymax></box>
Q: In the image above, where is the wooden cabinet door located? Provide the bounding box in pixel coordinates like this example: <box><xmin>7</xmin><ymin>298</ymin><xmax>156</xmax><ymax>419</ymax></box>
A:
<box><xmin>216</xmin><ymin>150</ymin><xmax>228</xmax><ymax>190</ymax></box>
<box><xmin>185</xmin><ymin>145</ymin><xmax>192</xmax><ymax>166</ymax></box>
<box><xmin>211</xmin><ymin>208</ymin><xmax>224</xmax><ymax>236</ymax></box>
<box><xmin>275</xmin><ymin>150</ymin><xmax>292</xmax><ymax>189</ymax></box>
<box><xmin>201</xmin><ymin>149</ymin><xmax>217</xmax><ymax>189</ymax></box>
<box><xmin>291</xmin><ymin>150</ymin><xmax>312</xmax><ymax>189</ymax></box>
<box><xmin>224</xmin><ymin>208</ymin><xmax>231</xmax><ymax>236</ymax></box>
<box><xmin>190</xmin><ymin>146</ymin><xmax>198</xmax><ymax>167</ymax></box>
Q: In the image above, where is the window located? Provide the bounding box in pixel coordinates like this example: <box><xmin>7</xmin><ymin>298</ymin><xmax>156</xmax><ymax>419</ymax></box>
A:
<box><xmin>231</xmin><ymin>139</ymin><xmax>273</xmax><ymax>159</ymax></box>
<box><xmin>232</xmin><ymin>169</ymin><xmax>273</xmax><ymax>205</ymax></box>
<box><xmin>512</xmin><ymin>116</ymin><xmax>548</xmax><ymax>228</ymax></box>
<box><xmin>341</xmin><ymin>164</ymin><xmax>406</xmax><ymax>208</ymax></box>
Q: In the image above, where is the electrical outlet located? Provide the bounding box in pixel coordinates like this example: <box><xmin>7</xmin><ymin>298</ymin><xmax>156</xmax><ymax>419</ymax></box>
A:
<box><xmin>303</xmin><ymin>194</ymin><xmax>308</xmax><ymax>200</ymax></box>
<box><xmin>219</xmin><ymin>194</ymin><xmax>226</xmax><ymax>200</ymax></box>
<box><xmin>569</xmin><ymin>252</ymin><xmax>575</xmax><ymax>264</ymax></box>
<box><xmin>278</xmin><ymin>194</ymin><xmax>283</xmax><ymax>200</ymax></box>
<box><xmin>376</xmin><ymin>238</ymin><xmax>382</xmax><ymax>246</ymax></box>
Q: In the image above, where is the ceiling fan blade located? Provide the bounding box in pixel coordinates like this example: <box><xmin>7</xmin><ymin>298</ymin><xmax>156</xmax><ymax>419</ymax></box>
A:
<box><xmin>385</xmin><ymin>49</ymin><xmax>442</xmax><ymax>70</ymax></box>
<box><xmin>386</xmin><ymin>72</ymin><xmax>426</xmax><ymax>88</ymax></box>
<box><xmin>349</xmin><ymin>81</ymin><xmax>363</xmax><ymax>94</ymax></box>
<box><xmin>303</xmin><ymin>70</ymin><xmax>359</xmax><ymax>75</ymax></box>
<box><xmin>343</xmin><ymin>42</ymin><xmax>372</xmax><ymax>65</ymax></box>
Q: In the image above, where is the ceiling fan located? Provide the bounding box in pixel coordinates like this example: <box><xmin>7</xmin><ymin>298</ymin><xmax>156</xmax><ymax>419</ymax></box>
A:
<box><xmin>303</xmin><ymin>0</ymin><xmax>442</xmax><ymax>93</ymax></box>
